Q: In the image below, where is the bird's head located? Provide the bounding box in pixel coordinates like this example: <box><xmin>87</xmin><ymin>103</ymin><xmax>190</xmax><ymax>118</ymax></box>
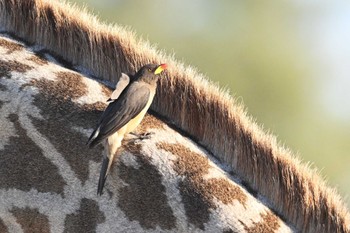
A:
<box><xmin>135</xmin><ymin>63</ymin><xmax>167</xmax><ymax>84</ymax></box>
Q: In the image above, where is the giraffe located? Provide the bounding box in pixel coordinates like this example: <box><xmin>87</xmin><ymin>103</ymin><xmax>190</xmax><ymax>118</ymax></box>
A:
<box><xmin>0</xmin><ymin>0</ymin><xmax>349</xmax><ymax>232</ymax></box>
<box><xmin>0</xmin><ymin>34</ymin><xmax>292</xmax><ymax>232</ymax></box>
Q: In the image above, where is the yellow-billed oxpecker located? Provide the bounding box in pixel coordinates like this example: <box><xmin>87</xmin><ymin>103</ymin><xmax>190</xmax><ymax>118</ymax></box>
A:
<box><xmin>87</xmin><ymin>63</ymin><xmax>167</xmax><ymax>195</ymax></box>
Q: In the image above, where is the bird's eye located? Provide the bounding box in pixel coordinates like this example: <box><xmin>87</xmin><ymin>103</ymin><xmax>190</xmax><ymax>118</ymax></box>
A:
<box><xmin>148</xmin><ymin>68</ymin><xmax>152</xmax><ymax>72</ymax></box>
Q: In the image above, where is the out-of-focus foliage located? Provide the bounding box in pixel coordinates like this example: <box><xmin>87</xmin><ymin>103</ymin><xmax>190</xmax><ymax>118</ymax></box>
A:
<box><xmin>71</xmin><ymin>0</ymin><xmax>350</xmax><ymax>207</ymax></box>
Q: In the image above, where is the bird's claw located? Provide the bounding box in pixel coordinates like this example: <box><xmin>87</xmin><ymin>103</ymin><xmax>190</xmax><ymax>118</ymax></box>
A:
<box><xmin>129</xmin><ymin>132</ymin><xmax>154</xmax><ymax>142</ymax></box>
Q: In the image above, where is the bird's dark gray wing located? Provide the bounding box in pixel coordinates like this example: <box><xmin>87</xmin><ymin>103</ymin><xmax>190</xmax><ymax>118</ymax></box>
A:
<box><xmin>107</xmin><ymin>73</ymin><xmax>130</xmax><ymax>102</ymax></box>
<box><xmin>87</xmin><ymin>82</ymin><xmax>150</xmax><ymax>147</ymax></box>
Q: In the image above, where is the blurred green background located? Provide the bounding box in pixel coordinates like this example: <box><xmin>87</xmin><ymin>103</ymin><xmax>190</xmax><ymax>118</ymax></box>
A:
<box><xmin>70</xmin><ymin>0</ymin><xmax>350</xmax><ymax>207</ymax></box>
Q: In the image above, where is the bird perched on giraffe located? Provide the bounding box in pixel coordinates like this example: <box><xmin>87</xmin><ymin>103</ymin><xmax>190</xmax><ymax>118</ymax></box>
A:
<box><xmin>87</xmin><ymin>63</ymin><xmax>167</xmax><ymax>195</ymax></box>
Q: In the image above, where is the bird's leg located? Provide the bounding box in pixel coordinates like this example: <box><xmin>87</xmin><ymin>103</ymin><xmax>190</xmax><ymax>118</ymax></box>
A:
<box><xmin>129</xmin><ymin>131</ymin><xmax>154</xmax><ymax>141</ymax></box>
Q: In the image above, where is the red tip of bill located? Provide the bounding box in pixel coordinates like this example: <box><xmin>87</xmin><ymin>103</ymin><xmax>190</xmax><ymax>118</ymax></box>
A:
<box><xmin>154</xmin><ymin>63</ymin><xmax>167</xmax><ymax>74</ymax></box>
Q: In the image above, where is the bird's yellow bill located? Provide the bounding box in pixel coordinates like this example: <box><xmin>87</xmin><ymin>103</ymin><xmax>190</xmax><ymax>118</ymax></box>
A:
<box><xmin>154</xmin><ymin>64</ymin><xmax>167</xmax><ymax>74</ymax></box>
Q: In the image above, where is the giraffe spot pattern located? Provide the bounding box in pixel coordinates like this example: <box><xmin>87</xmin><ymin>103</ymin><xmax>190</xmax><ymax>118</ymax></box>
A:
<box><xmin>0</xmin><ymin>38</ymin><xmax>24</xmax><ymax>54</ymax></box>
<box><xmin>239</xmin><ymin>212</ymin><xmax>280</xmax><ymax>233</ymax></box>
<box><xmin>157</xmin><ymin>142</ymin><xmax>247</xmax><ymax>230</ymax></box>
<box><xmin>0</xmin><ymin>60</ymin><xmax>33</xmax><ymax>78</ymax></box>
<box><xmin>64</xmin><ymin>198</ymin><xmax>105</xmax><ymax>233</ymax></box>
<box><xmin>0</xmin><ymin>114</ymin><xmax>66</xmax><ymax>194</ymax></box>
<box><xmin>11</xmin><ymin>207</ymin><xmax>50</xmax><ymax>233</ymax></box>
<box><xmin>30</xmin><ymin>76</ymin><xmax>104</xmax><ymax>183</ymax></box>
<box><xmin>117</xmin><ymin>142</ymin><xmax>177</xmax><ymax>230</ymax></box>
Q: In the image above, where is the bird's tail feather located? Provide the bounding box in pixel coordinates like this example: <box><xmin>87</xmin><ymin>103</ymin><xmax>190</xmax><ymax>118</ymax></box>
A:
<box><xmin>97</xmin><ymin>156</ymin><xmax>110</xmax><ymax>195</ymax></box>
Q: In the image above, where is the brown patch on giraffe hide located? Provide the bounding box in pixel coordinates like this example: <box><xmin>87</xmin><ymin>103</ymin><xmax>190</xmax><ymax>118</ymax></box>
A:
<box><xmin>240</xmin><ymin>212</ymin><xmax>280</xmax><ymax>233</ymax></box>
<box><xmin>137</xmin><ymin>114</ymin><xmax>165</xmax><ymax>133</ymax></box>
<box><xmin>30</xmin><ymin>75</ymin><xmax>103</xmax><ymax>128</ymax></box>
<box><xmin>0</xmin><ymin>218</ymin><xmax>8</xmax><ymax>233</ymax></box>
<box><xmin>117</xmin><ymin>141</ymin><xmax>176</xmax><ymax>230</ymax></box>
<box><xmin>28</xmin><ymin>55</ymin><xmax>48</xmax><ymax>66</ymax></box>
<box><xmin>157</xmin><ymin>142</ymin><xmax>247</xmax><ymax>230</ymax></box>
<box><xmin>35</xmin><ymin>71</ymin><xmax>87</xmax><ymax>100</ymax></box>
<box><xmin>0</xmin><ymin>60</ymin><xmax>33</xmax><ymax>78</ymax></box>
<box><xmin>177</xmin><ymin>180</ymin><xmax>211</xmax><ymax>230</ymax></box>
<box><xmin>64</xmin><ymin>198</ymin><xmax>105</xmax><ymax>233</ymax></box>
<box><xmin>205</xmin><ymin>178</ymin><xmax>247</xmax><ymax>205</ymax></box>
<box><xmin>82</xmin><ymin>101</ymin><xmax>107</xmax><ymax>112</ymax></box>
<box><xmin>0</xmin><ymin>38</ymin><xmax>24</xmax><ymax>54</ymax></box>
<box><xmin>122</xmin><ymin>140</ymin><xmax>143</xmax><ymax>154</ymax></box>
<box><xmin>0</xmin><ymin>114</ymin><xmax>65</xmax><ymax>193</ymax></box>
<box><xmin>11</xmin><ymin>207</ymin><xmax>50</xmax><ymax>233</ymax></box>
<box><xmin>100</xmin><ymin>83</ymin><xmax>112</xmax><ymax>98</ymax></box>
<box><xmin>30</xmin><ymin>78</ymin><xmax>103</xmax><ymax>183</ymax></box>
